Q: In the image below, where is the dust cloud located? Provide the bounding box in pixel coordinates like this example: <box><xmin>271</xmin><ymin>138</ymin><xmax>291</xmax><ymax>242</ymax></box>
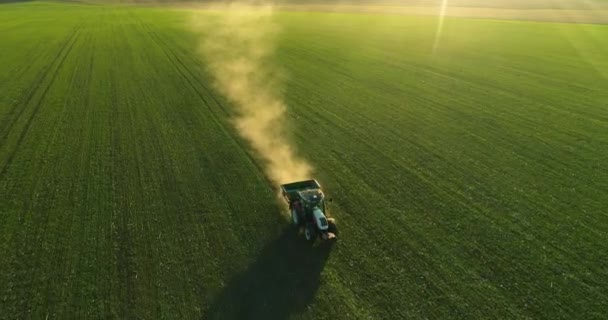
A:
<box><xmin>191</xmin><ymin>1</ymin><xmax>312</xmax><ymax>187</ymax></box>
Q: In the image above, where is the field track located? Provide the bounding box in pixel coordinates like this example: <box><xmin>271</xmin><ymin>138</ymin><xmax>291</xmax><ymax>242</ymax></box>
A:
<box><xmin>1</xmin><ymin>2</ymin><xmax>607</xmax><ymax>319</ymax></box>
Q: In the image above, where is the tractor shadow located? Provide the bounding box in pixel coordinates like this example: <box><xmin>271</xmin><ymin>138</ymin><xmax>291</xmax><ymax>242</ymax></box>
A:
<box><xmin>206</xmin><ymin>228</ymin><xmax>334</xmax><ymax>320</ymax></box>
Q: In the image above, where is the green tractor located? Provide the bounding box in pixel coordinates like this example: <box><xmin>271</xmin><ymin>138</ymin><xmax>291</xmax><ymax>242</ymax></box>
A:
<box><xmin>281</xmin><ymin>179</ymin><xmax>337</xmax><ymax>242</ymax></box>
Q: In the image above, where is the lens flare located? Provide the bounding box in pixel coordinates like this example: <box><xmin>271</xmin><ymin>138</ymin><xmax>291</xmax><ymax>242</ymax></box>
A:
<box><xmin>432</xmin><ymin>0</ymin><xmax>449</xmax><ymax>55</ymax></box>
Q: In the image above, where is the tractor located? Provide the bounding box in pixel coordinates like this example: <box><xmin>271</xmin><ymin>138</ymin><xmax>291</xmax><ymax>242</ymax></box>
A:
<box><xmin>281</xmin><ymin>179</ymin><xmax>337</xmax><ymax>242</ymax></box>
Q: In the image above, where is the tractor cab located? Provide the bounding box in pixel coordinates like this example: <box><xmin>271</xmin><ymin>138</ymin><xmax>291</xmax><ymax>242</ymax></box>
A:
<box><xmin>297</xmin><ymin>189</ymin><xmax>326</xmax><ymax>213</ymax></box>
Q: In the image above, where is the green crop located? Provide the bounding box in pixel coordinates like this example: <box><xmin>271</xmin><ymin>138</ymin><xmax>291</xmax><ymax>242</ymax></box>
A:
<box><xmin>1</xmin><ymin>2</ymin><xmax>607</xmax><ymax>319</ymax></box>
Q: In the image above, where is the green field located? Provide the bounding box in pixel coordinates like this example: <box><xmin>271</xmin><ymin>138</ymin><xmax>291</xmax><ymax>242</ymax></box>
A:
<box><xmin>1</xmin><ymin>1</ymin><xmax>607</xmax><ymax>319</ymax></box>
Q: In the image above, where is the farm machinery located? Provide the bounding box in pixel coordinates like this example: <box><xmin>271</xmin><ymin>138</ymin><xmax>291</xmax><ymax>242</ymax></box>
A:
<box><xmin>281</xmin><ymin>180</ymin><xmax>337</xmax><ymax>242</ymax></box>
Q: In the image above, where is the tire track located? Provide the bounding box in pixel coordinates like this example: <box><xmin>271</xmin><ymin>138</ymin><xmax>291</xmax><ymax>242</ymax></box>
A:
<box><xmin>28</xmin><ymin>30</ymin><xmax>99</xmax><ymax>318</ymax></box>
<box><xmin>137</xmin><ymin>23</ymin><xmax>289</xmax><ymax>282</ymax></box>
<box><xmin>0</xmin><ymin>24</ymin><xmax>85</xmax><ymax>320</ymax></box>
<box><xmin>140</xmin><ymin>23</ymin><xmax>281</xmax><ymax>237</ymax></box>
<box><xmin>106</xmin><ymin>22</ymin><xmax>137</xmax><ymax>319</ymax></box>
<box><xmin>0</xmin><ymin>26</ymin><xmax>83</xmax><ymax>180</ymax></box>
<box><xmin>140</xmin><ymin>22</ymin><xmax>274</xmax><ymax>190</ymax></box>
<box><xmin>0</xmin><ymin>26</ymin><xmax>81</xmax><ymax>143</ymax></box>
<box><xmin>0</xmin><ymin>41</ymin><xmax>47</xmax><ymax>96</ymax></box>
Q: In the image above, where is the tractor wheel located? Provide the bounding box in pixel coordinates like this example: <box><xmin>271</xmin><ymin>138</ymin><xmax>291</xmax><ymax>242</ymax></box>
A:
<box><xmin>327</xmin><ymin>218</ymin><xmax>338</xmax><ymax>235</ymax></box>
<box><xmin>291</xmin><ymin>208</ymin><xmax>299</xmax><ymax>226</ymax></box>
<box><xmin>304</xmin><ymin>224</ymin><xmax>316</xmax><ymax>243</ymax></box>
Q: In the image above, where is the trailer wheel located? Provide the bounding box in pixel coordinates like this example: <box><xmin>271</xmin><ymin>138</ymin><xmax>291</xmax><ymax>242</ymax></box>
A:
<box><xmin>291</xmin><ymin>208</ymin><xmax>299</xmax><ymax>226</ymax></box>
<box><xmin>327</xmin><ymin>218</ymin><xmax>338</xmax><ymax>235</ymax></box>
<box><xmin>304</xmin><ymin>224</ymin><xmax>316</xmax><ymax>243</ymax></box>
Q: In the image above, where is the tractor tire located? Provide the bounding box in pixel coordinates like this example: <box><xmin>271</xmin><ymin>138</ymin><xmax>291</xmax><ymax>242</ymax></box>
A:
<box><xmin>291</xmin><ymin>208</ymin><xmax>299</xmax><ymax>226</ymax></box>
<box><xmin>327</xmin><ymin>218</ymin><xmax>338</xmax><ymax>235</ymax></box>
<box><xmin>304</xmin><ymin>224</ymin><xmax>316</xmax><ymax>243</ymax></box>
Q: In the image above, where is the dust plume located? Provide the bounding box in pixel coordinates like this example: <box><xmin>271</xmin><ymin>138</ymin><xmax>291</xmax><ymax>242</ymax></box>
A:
<box><xmin>191</xmin><ymin>1</ymin><xmax>312</xmax><ymax>187</ymax></box>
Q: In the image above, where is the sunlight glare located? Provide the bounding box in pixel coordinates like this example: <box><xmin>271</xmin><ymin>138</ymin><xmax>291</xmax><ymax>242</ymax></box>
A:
<box><xmin>432</xmin><ymin>0</ymin><xmax>449</xmax><ymax>55</ymax></box>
